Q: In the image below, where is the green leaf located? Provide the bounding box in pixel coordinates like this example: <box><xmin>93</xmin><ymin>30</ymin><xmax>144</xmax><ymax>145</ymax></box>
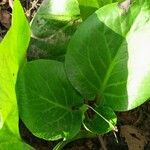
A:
<box><xmin>17</xmin><ymin>60</ymin><xmax>84</xmax><ymax>140</ymax></box>
<box><xmin>77</xmin><ymin>0</ymin><xmax>120</xmax><ymax>20</ymax></box>
<box><xmin>29</xmin><ymin>0</ymin><xmax>81</xmax><ymax>61</ymax></box>
<box><xmin>84</xmin><ymin>106</ymin><xmax>117</xmax><ymax>134</ymax></box>
<box><xmin>0</xmin><ymin>124</ymin><xmax>33</xmax><ymax>149</ymax></box>
<box><xmin>65</xmin><ymin>1</ymin><xmax>150</xmax><ymax>111</ymax></box>
<box><xmin>0</xmin><ymin>0</ymin><xmax>31</xmax><ymax>148</ymax></box>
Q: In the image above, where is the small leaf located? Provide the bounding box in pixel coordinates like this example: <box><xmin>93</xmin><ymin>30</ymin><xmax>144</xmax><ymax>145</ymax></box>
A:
<box><xmin>84</xmin><ymin>106</ymin><xmax>117</xmax><ymax>134</ymax></box>
<box><xmin>17</xmin><ymin>60</ymin><xmax>84</xmax><ymax>140</ymax></box>
<box><xmin>65</xmin><ymin>1</ymin><xmax>150</xmax><ymax>111</ymax></box>
<box><xmin>29</xmin><ymin>0</ymin><xmax>81</xmax><ymax>61</ymax></box>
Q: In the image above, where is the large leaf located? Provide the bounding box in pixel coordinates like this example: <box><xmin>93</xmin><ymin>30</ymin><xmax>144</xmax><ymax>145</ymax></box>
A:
<box><xmin>65</xmin><ymin>1</ymin><xmax>150</xmax><ymax>111</ymax></box>
<box><xmin>77</xmin><ymin>0</ymin><xmax>121</xmax><ymax>20</ymax></box>
<box><xmin>28</xmin><ymin>0</ymin><xmax>81</xmax><ymax>61</ymax></box>
<box><xmin>17</xmin><ymin>60</ymin><xmax>84</xmax><ymax>140</ymax></box>
<box><xmin>0</xmin><ymin>0</ymin><xmax>31</xmax><ymax>148</ymax></box>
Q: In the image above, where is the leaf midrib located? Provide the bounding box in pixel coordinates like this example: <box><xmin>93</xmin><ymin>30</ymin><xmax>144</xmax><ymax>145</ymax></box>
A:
<box><xmin>99</xmin><ymin>6</ymin><xmax>142</xmax><ymax>96</ymax></box>
<box><xmin>28</xmin><ymin>87</ymin><xmax>71</xmax><ymax>112</ymax></box>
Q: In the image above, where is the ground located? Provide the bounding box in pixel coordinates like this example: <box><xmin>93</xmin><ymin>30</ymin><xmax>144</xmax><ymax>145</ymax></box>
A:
<box><xmin>0</xmin><ymin>0</ymin><xmax>150</xmax><ymax>150</ymax></box>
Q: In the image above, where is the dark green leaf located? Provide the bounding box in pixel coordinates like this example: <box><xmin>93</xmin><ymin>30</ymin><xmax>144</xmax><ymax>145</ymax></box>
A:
<box><xmin>17</xmin><ymin>60</ymin><xmax>83</xmax><ymax>140</ymax></box>
<box><xmin>65</xmin><ymin>1</ymin><xmax>150</xmax><ymax>111</ymax></box>
<box><xmin>29</xmin><ymin>0</ymin><xmax>81</xmax><ymax>61</ymax></box>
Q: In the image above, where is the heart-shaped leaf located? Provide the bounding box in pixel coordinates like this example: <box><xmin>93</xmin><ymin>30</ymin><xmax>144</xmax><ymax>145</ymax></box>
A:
<box><xmin>0</xmin><ymin>0</ymin><xmax>31</xmax><ymax>148</ymax></box>
<box><xmin>65</xmin><ymin>1</ymin><xmax>150</xmax><ymax>111</ymax></box>
<box><xmin>28</xmin><ymin>0</ymin><xmax>81</xmax><ymax>61</ymax></box>
<box><xmin>17</xmin><ymin>60</ymin><xmax>84</xmax><ymax>140</ymax></box>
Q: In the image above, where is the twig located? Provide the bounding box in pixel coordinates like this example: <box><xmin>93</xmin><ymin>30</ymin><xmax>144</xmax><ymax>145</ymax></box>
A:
<box><xmin>8</xmin><ymin>0</ymin><xmax>13</xmax><ymax>8</ymax></box>
<box><xmin>25</xmin><ymin>0</ymin><xmax>39</xmax><ymax>17</ymax></box>
<box><xmin>113</xmin><ymin>131</ymin><xmax>119</xmax><ymax>143</ymax></box>
<box><xmin>98</xmin><ymin>135</ymin><xmax>107</xmax><ymax>150</ymax></box>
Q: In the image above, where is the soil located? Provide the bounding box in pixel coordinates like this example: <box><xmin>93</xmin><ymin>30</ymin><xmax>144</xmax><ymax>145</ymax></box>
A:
<box><xmin>1</xmin><ymin>0</ymin><xmax>150</xmax><ymax>150</ymax></box>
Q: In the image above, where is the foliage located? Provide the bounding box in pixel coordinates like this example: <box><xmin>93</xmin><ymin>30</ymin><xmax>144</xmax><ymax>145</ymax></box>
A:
<box><xmin>17</xmin><ymin>60</ymin><xmax>84</xmax><ymax>141</ymax></box>
<box><xmin>0</xmin><ymin>0</ymin><xmax>31</xmax><ymax>149</ymax></box>
<box><xmin>28</xmin><ymin>0</ymin><xmax>81</xmax><ymax>61</ymax></box>
<box><xmin>77</xmin><ymin>0</ymin><xmax>122</xmax><ymax>19</ymax></box>
<box><xmin>65</xmin><ymin>0</ymin><xmax>150</xmax><ymax>111</ymax></box>
<box><xmin>1</xmin><ymin>0</ymin><xmax>150</xmax><ymax>149</ymax></box>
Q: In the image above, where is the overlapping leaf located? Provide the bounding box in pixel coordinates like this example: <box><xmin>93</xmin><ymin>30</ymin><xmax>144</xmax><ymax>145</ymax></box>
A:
<box><xmin>65</xmin><ymin>1</ymin><xmax>150</xmax><ymax>111</ymax></box>
<box><xmin>77</xmin><ymin>0</ymin><xmax>121</xmax><ymax>19</ymax></box>
<box><xmin>17</xmin><ymin>60</ymin><xmax>83</xmax><ymax>140</ymax></box>
<box><xmin>84</xmin><ymin>106</ymin><xmax>117</xmax><ymax>134</ymax></box>
<box><xmin>0</xmin><ymin>0</ymin><xmax>31</xmax><ymax>148</ymax></box>
<box><xmin>28</xmin><ymin>0</ymin><xmax>81</xmax><ymax>61</ymax></box>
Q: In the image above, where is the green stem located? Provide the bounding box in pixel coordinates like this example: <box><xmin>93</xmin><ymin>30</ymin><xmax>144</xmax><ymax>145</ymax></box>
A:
<box><xmin>53</xmin><ymin>130</ymin><xmax>97</xmax><ymax>150</ymax></box>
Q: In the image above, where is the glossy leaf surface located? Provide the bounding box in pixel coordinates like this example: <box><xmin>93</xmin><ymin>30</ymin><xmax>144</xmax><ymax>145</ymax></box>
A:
<box><xmin>84</xmin><ymin>106</ymin><xmax>117</xmax><ymax>134</ymax></box>
<box><xmin>17</xmin><ymin>60</ymin><xmax>83</xmax><ymax>140</ymax></box>
<box><xmin>65</xmin><ymin>1</ymin><xmax>150</xmax><ymax>111</ymax></box>
<box><xmin>29</xmin><ymin>0</ymin><xmax>81</xmax><ymax>61</ymax></box>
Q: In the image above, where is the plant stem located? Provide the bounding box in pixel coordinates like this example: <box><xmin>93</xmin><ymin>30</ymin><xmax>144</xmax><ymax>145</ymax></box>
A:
<box><xmin>53</xmin><ymin>130</ymin><xmax>97</xmax><ymax>150</ymax></box>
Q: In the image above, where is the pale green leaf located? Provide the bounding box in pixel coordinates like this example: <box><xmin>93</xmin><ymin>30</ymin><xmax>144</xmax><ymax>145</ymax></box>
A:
<box><xmin>0</xmin><ymin>124</ymin><xmax>33</xmax><ymax>150</ymax></box>
<box><xmin>0</xmin><ymin>0</ymin><xmax>31</xmax><ymax>148</ymax></box>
